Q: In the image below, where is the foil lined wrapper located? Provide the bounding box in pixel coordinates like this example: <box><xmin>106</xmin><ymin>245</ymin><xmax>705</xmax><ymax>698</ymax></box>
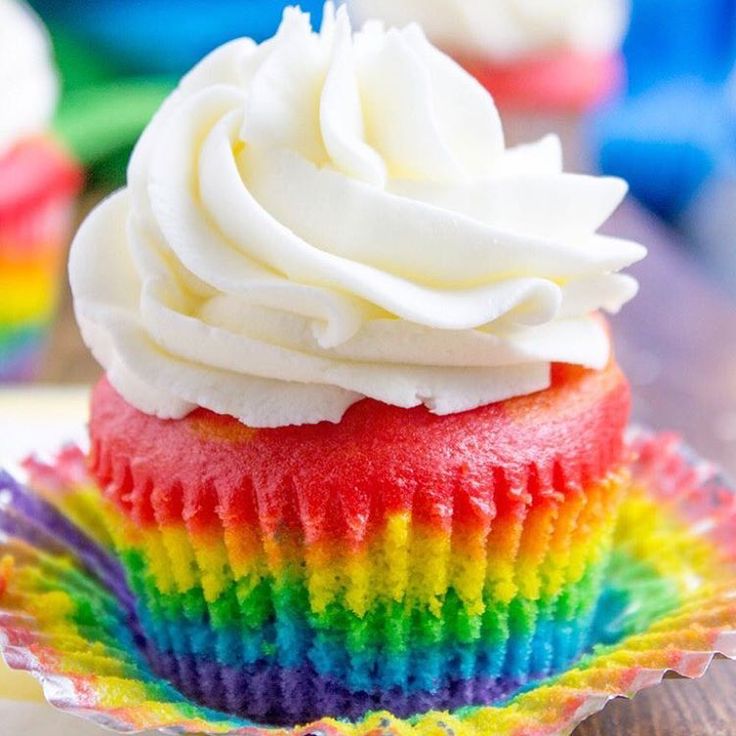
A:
<box><xmin>0</xmin><ymin>430</ymin><xmax>734</xmax><ymax>735</ymax></box>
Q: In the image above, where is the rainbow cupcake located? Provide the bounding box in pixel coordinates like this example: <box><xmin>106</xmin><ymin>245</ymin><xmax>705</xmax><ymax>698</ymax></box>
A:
<box><xmin>69</xmin><ymin>3</ymin><xmax>646</xmax><ymax>726</ymax></box>
<box><xmin>0</xmin><ymin>0</ymin><xmax>82</xmax><ymax>381</ymax></box>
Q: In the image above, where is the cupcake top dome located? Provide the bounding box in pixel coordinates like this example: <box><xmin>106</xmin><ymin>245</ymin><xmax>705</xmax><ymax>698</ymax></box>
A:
<box><xmin>348</xmin><ymin>0</ymin><xmax>630</xmax><ymax>62</ymax></box>
<box><xmin>0</xmin><ymin>0</ymin><xmax>58</xmax><ymax>154</ymax></box>
<box><xmin>70</xmin><ymin>3</ymin><xmax>645</xmax><ymax>429</ymax></box>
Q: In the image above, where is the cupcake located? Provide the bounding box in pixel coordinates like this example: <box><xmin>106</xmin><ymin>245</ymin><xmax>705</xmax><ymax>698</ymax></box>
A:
<box><xmin>0</xmin><ymin>0</ymin><xmax>82</xmax><ymax>381</ymax></box>
<box><xmin>348</xmin><ymin>0</ymin><xmax>630</xmax><ymax>167</ymax></box>
<box><xmin>70</xmin><ymin>3</ymin><xmax>646</xmax><ymax>726</ymax></box>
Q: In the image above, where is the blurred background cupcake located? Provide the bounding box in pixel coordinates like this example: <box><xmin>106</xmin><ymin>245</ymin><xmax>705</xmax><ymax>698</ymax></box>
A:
<box><xmin>0</xmin><ymin>0</ymin><xmax>332</xmax><ymax>386</ymax></box>
<box><xmin>0</xmin><ymin>0</ymin><xmax>82</xmax><ymax>382</ymax></box>
<box><xmin>348</xmin><ymin>0</ymin><xmax>631</xmax><ymax>169</ymax></box>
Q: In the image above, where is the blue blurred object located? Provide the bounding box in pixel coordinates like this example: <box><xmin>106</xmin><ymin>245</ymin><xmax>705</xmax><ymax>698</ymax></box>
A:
<box><xmin>624</xmin><ymin>0</ymin><xmax>736</xmax><ymax>94</ymax></box>
<box><xmin>591</xmin><ymin>0</ymin><xmax>736</xmax><ymax>226</ymax></box>
<box><xmin>593</xmin><ymin>79</ymin><xmax>736</xmax><ymax>220</ymax></box>
<box><xmin>31</xmin><ymin>0</ymin><xmax>328</xmax><ymax>75</ymax></box>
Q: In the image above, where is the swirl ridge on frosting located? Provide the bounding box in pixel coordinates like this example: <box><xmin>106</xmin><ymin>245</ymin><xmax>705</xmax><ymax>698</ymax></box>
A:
<box><xmin>70</xmin><ymin>3</ymin><xmax>645</xmax><ymax>428</ymax></box>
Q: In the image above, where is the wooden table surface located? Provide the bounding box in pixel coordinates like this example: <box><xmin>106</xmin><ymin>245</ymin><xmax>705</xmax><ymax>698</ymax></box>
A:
<box><xmin>31</xmin><ymin>199</ymin><xmax>736</xmax><ymax>735</ymax></box>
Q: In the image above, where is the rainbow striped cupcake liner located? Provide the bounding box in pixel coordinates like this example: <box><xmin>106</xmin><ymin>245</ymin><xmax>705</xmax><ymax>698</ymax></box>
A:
<box><xmin>0</xmin><ymin>429</ymin><xmax>734</xmax><ymax>735</ymax></box>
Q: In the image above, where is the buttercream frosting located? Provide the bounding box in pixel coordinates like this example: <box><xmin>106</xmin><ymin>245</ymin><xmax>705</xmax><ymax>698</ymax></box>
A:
<box><xmin>70</xmin><ymin>4</ymin><xmax>645</xmax><ymax>428</ymax></box>
<box><xmin>348</xmin><ymin>0</ymin><xmax>630</xmax><ymax>61</ymax></box>
<box><xmin>0</xmin><ymin>0</ymin><xmax>58</xmax><ymax>153</ymax></box>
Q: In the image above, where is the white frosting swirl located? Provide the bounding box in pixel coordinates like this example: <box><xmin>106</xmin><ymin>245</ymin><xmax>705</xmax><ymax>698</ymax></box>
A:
<box><xmin>0</xmin><ymin>0</ymin><xmax>58</xmax><ymax>153</ymax></box>
<box><xmin>70</xmin><ymin>4</ymin><xmax>645</xmax><ymax>428</ymax></box>
<box><xmin>349</xmin><ymin>0</ymin><xmax>630</xmax><ymax>61</ymax></box>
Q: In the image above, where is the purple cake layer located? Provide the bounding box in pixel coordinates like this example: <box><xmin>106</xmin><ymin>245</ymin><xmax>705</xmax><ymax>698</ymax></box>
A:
<box><xmin>147</xmin><ymin>651</ymin><xmax>522</xmax><ymax>724</ymax></box>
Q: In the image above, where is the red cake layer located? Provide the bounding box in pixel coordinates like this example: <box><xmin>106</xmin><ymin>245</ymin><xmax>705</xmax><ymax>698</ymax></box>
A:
<box><xmin>90</xmin><ymin>359</ymin><xmax>630</xmax><ymax>540</ymax></box>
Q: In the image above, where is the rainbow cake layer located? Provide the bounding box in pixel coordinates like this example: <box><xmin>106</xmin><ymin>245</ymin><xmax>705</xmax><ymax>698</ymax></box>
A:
<box><xmin>0</xmin><ymin>137</ymin><xmax>82</xmax><ymax>381</ymax></box>
<box><xmin>83</xmin><ymin>361</ymin><xmax>632</xmax><ymax>724</ymax></box>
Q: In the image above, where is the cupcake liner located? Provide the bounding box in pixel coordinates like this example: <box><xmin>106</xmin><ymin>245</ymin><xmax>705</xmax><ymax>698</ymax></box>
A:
<box><xmin>0</xmin><ymin>429</ymin><xmax>734</xmax><ymax>734</ymax></box>
<box><xmin>0</xmin><ymin>137</ymin><xmax>82</xmax><ymax>381</ymax></box>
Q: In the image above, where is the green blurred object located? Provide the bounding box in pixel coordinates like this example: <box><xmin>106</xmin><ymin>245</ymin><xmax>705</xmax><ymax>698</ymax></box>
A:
<box><xmin>54</xmin><ymin>79</ymin><xmax>173</xmax><ymax>185</ymax></box>
<box><xmin>48</xmin><ymin>25</ymin><xmax>174</xmax><ymax>187</ymax></box>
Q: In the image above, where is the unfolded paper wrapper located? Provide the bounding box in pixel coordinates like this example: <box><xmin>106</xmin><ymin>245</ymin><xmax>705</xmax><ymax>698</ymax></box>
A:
<box><xmin>0</xmin><ymin>429</ymin><xmax>734</xmax><ymax>735</ymax></box>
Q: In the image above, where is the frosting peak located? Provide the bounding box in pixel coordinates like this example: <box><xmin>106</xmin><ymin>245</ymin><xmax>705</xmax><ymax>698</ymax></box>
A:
<box><xmin>0</xmin><ymin>0</ymin><xmax>58</xmax><ymax>153</ymax></box>
<box><xmin>70</xmin><ymin>4</ymin><xmax>645</xmax><ymax>428</ymax></box>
